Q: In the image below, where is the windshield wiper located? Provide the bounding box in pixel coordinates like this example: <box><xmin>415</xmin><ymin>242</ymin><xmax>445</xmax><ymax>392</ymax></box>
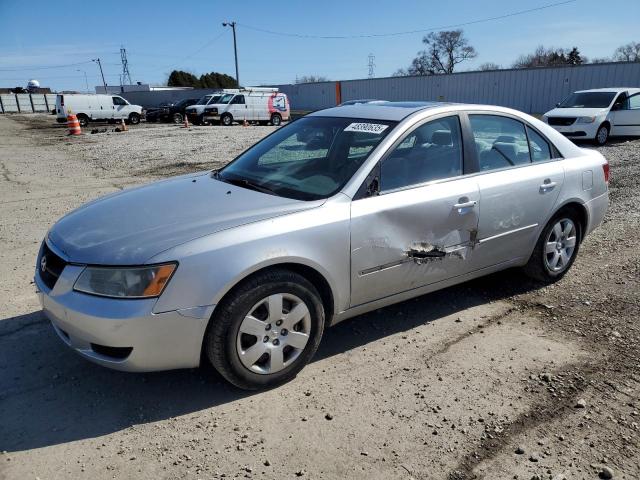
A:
<box><xmin>215</xmin><ymin>173</ymin><xmax>277</xmax><ymax>195</ymax></box>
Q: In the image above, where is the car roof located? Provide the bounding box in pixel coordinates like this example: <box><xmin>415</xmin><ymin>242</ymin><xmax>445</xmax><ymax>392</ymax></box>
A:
<box><xmin>575</xmin><ymin>87</ymin><xmax>640</xmax><ymax>94</ymax></box>
<box><xmin>310</xmin><ymin>101</ymin><xmax>455</xmax><ymax>121</ymax></box>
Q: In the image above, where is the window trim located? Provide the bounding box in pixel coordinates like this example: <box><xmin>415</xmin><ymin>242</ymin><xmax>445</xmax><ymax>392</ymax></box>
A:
<box><xmin>358</xmin><ymin>113</ymin><xmax>470</xmax><ymax>197</ymax></box>
<box><xmin>627</xmin><ymin>92</ymin><xmax>640</xmax><ymax>110</ymax></box>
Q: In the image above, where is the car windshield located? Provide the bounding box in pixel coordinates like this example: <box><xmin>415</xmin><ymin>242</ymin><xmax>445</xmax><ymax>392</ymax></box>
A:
<box><xmin>207</xmin><ymin>95</ymin><xmax>221</xmax><ymax>104</ymax></box>
<box><xmin>558</xmin><ymin>92</ymin><xmax>616</xmax><ymax>108</ymax></box>
<box><xmin>217</xmin><ymin>116</ymin><xmax>397</xmax><ymax>200</ymax></box>
<box><xmin>196</xmin><ymin>95</ymin><xmax>213</xmax><ymax>105</ymax></box>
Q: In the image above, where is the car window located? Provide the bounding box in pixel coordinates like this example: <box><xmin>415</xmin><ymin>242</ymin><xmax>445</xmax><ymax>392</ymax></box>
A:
<box><xmin>469</xmin><ymin>115</ymin><xmax>531</xmax><ymax>171</ymax></box>
<box><xmin>628</xmin><ymin>93</ymin><xmax>640</xmax><ymax>110</ymax></box>
<box><xmin>230</xmin><ymin>95</ymin><xmax>245</xmax><ymax>105</ymax></box>
<box><xmin>380</xmin><ymin>116</ymin><xmax>463</xmax><ymax>191</ymax></box>
<box><xmin>558</xmin><ymin>92</ymin><xmax>617</xmax><ymax>109</ymax></box>
<box><xmin>526</xmin><ymin>127</ymin><xmax>552</xmax><ymax>162</ymax></box>
<box><xmin>220</xmin><ymin>117</ymin><xmax>396</xmax><ymax>200</ymax></box>
<box><xmin>112</xmin><ymin>96</ymin><xmax>127</xmax><ymax>106</ymax></box>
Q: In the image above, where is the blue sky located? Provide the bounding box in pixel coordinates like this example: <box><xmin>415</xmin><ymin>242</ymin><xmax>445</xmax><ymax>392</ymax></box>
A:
<box><xmin>0</xmin><ymin>0</ymin><xmax>638</xmax><ymax>91</ymax></box>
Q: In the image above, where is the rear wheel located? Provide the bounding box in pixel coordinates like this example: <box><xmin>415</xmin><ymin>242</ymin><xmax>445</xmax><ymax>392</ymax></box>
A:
<box><xmin>128</xmin><ymin>113</ymin><xmax>140</xmax><ymax>125</ymax></box>
<box><xmin>594</xmin><ymin>124</ymin><xmax>609</xmax><ymax>146</ymax></box>
<box><xmin>76</xmin><ymin>114</ymin><xmax>89</xmax><ymax>128</ymax></box>
<box><xmin>205</xmin><ymin>269</ymin><xmax>325</xmax><ymax>390</ymax></box>
<box><xmin>172</xmin><ymin>113</ymin><xmax>183</xmax><ymax>124</ymax></box>
<box><xmin>523</xmin><ymin>211</ymin><xmax>581</xmax><ymax>282</ymax></box>
<box><xmin>221</xmin><ymin>113</ymin><xmax>233</xmax><ymax>126</ymax></box>
<box><xmin>270</xmin><ymin>113</ymin><xmax>282</xmax><ymax>126</ymax></box>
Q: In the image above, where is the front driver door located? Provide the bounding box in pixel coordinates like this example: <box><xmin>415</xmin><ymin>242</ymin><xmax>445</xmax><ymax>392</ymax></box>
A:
<box><xmin>611</xmin><ymin>92</ymin><xmax>640</xmax><ymax>137</ymax></box>
<box><xmin>350</xmin><ymin>114</ymin><xmax>479</xmax><ymax>307</ymax></box>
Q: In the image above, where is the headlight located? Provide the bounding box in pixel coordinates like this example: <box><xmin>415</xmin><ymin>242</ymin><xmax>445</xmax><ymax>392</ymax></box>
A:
<box><xmin>576</xmin><ymin>116</ymin><xmax>596</xmax><ymax>124</ymax></box>
<box><xmin>73</xmin><ymin>263</ymin><xmax>177</xmax><ymax>298</ymax></box>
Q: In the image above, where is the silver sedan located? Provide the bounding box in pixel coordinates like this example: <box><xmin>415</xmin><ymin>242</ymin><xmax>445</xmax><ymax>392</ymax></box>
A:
<box><xmin>35</xmin><ymin>102</ymin><xmax>609</xmax><ymax>389</ymax></box>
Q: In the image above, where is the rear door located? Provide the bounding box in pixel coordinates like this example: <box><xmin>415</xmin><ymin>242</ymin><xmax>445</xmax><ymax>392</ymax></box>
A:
<box><xmin>611</xmin><ymin>92</ymin><xmax>640</xmax><ymax>136</ymax></box>
<box><xmin>350</xmin><ymin>114</ymin><xmax>479</xmax><ymax>306</ymax></box>
<box><xmin>465</xmin><ymin>113</ymin><xmax>565</xmax><ymax>270</ymax></box>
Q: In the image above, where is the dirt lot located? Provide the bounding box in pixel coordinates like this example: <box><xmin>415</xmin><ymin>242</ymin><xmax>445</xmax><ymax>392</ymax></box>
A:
<box><xmin>0</xmin><ymin>114</ymin><xmax>638</xmax><ymax>480</ymax></box>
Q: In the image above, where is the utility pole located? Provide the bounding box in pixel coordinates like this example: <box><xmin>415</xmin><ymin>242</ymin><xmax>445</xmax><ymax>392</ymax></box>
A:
<box><xmin>92</xmin><ymin>58</ymin><xmax>107</xmax><ymax>91</ymax></box>
<box><xmin>368</xmin><ymin>53</ymin><xmax>376</xmax><ymax>78</ymax></box>
<box><xmin>76</xmin><ymin>69</ymin><xmax>89</xmax><ymax>93</ymax></box>
<box><xmin>222</xmin><ymin>21</ymin><xmax>240</xmax><ymax>87</ymax></box>
<box><xmin>120</xmin><ymin>47</ymin><xmax>132</xmax><ymax>85</ymax></box>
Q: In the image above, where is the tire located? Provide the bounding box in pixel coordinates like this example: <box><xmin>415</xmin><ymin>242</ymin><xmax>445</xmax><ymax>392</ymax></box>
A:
<box><xmin>76</xmin><ymin>114</ymin><xmax>89</xmax><ymax>128</ymax></box>
<box><xmin>128</xmin><ymin>113</ymin><xmax>140</xmax><ymax>125</ymax></box>
<box><xmin>172</xmin><ymin>113</ymin><xmax>183</xmax><ymax>124</ymax></box>
<box><xmin>205</xmin><ymin>269</ymin><xmax>325</xmax><ymax>390</ymax></box>
<box><xmin>594</xmin><ymin>124</ymin><xmax>609</xmax><ymax>146</ymax></box>
<box><xmin>221</xmin><ymin>113</ymin><xmax>233</xmax><ymax>126</ymax></box>
<box><xmin>523</xmin><ymin>210</ymin><xmax>582</xmax><ymax>282</ymax></box>
<box><xmin>270</xmin><ymin>113</ymin><xmax>282</xmax><ymax>126</ymax></box>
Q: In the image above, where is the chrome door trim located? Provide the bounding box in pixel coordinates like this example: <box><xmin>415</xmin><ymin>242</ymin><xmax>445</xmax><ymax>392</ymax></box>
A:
<box><xmin>477</xmin><ymin>223</ymin><xmax>539</xmax><ymax>244</ymax></box>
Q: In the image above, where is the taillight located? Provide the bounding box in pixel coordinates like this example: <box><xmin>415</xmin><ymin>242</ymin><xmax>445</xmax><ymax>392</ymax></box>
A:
<box><xmin>603</xmin><ymin>161</ymin><xmax>610</xmax><ymax>184</ymax></box>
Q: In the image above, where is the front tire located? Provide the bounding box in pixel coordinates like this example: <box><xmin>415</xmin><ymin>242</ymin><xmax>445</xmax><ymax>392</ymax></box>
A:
<box><xmin>221</xmin><ymin>113</ymin><xmax>233</xmax><ymax>126</ymax></box>
<box><xmin>172</xmin><ymin>113</ymin><xmax>183</xmax><ymax>124</ymax></box>
<box><xmin>128</xmin><ymin>113</ymin><xmax>141</xmax><ymax>125</ymax></box>
<box><xmin>205</xmin><ymin>269</ymin><xmax>325</xmax><ymax>390</ymax></box>
<box><xmin>594</xmin><ymin>124</ymin><xmax>609</xmax><ymax>146</ymax></box>
<box><xmin>523</xmin><ymin>211</ymin><xmax>582</xmax><ymax>282</ymax></box>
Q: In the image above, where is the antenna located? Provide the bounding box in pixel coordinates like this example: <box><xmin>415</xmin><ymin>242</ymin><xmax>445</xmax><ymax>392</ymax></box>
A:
<box><xmin>120</xmin><ymin>47</ymin><xmax>132</xmax><ymax>85</ymax></box>
<box><xmin>367</xmin><ymin>53</ymin><xmax>375</xmax><ymax>78</ymax></box>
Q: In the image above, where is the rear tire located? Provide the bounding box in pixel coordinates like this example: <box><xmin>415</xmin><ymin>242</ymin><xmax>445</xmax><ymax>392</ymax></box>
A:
<box><xmin>172</xmin><ymin>113</ymin><xmax>183</xmax><ymax>124</ymax></box>
<box><xmin>594</xmin><ymin>124</ymin><xmax>609</xmax><ymax>146</ymax></box>
<box><xmin>270</xmin><ymin>113</ymin><xmax>282</xmax><ymax>126</ymax></box>
<box><xmin>221</xmin><ymin>113</ymin><xmax>233</xmax><ymax>126</ymax></box>
<box><xmin>76</xmin><ymin>114</ymin><xmax>89</xmax><ymax>128</ymax></box>
<box><xmin>523</xmin><ymin>209</ymin><xmax>582</xmax><ymax>282</ymax></box>
<box><xmin>205</xmin><ymin>269</ymin><xmax>325</xmax><ymax>390</ymax></box>
<box><xmin>128</xmin><ymin>113</ymin><xmax>140</xmax><ymax>125</ymax></box>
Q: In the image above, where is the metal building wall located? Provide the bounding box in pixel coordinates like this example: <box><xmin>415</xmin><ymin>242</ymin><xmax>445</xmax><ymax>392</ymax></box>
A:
<box><xmin>274</xmin><ymin>62</ymin><xmax>640</xmax><ymax>113</ymax></box>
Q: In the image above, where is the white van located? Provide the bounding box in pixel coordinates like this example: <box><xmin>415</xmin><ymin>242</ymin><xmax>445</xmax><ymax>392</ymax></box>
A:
<box><xmin>203</xmin><ymin>88</ymin><xmax>290</xmax><ymax>126</ymax></box>
<box><xmin>185</xmin><ymin>90</ymin><xmax>240</xmax><ymax>125</ymax></box>
<box><xmin>55</xmin><ymin>94</ymin><xmax>144</xmax><ymax>127</ymax></box>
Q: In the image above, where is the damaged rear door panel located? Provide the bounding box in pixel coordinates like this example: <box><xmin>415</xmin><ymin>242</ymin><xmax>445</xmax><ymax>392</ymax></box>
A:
<box><xmin>350</xmin><ymin>178</ymin><xmax>479</xmax><ymax>307</ymax></box>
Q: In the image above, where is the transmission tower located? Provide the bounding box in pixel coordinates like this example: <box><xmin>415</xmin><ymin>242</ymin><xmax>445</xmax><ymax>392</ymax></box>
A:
<box><xmin>120</xmin><ymin>47</ymin><xmax>132</xmax><ymax>85</ymax></box>
<box><xmin>367</xmin><ymin>53</ymin><xmax>376</xmax><ymax>78</ymax></box>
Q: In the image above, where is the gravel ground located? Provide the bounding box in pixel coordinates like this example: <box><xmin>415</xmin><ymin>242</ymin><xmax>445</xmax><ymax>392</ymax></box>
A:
<box><xmin>0</xmin><ymin>114</ymin><xmax>638</xmax><ymax>480</ymax></box>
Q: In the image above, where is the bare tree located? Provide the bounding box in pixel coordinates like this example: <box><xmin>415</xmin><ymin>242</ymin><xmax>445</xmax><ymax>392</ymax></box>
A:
<box><xmin>396</xmin><ymin>30</ymin><xmax>477</xmax><ymax>76</ymax></box>
<box><xmin>478</xmin><ymin>62</ymin><xmax>501</xmax><ymax>71</ymax></box>
<box><xmin>295</xmin><ymin>75</ymin><xmax>330</xmax><ymax>84</ymax></box>
<box><xmin>613</xmin><ymin>41</ymin><xmax>640</xmax><ymax>62</ymax></box>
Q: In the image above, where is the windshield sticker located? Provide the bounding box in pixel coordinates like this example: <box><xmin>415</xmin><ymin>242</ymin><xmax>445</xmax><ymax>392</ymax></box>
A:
<box><xmin>344</xmin><ymin>122</ymin><xmax>389</xmax><ymax>134</ymax></box>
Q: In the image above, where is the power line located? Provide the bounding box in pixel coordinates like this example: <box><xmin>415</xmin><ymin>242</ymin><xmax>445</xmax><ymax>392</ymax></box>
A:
<box><xmin>237</xmin><ymin>0</ymin><xmax>578</xmax><ymax>39</ymax></box>
<box><xmin>0</xmin><ymin>60</ymin><xmax>94</xmax><ymax>72</ymax></box>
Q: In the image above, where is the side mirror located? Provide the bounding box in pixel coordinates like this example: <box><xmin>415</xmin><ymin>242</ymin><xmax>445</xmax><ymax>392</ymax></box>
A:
<box><xmin>611</xmin><ymin>102</ymin><xmax>622</xmax><ymax>111</ymax></box>
<box><xmin>366</xmin><ymin>177</ymin><xmax>380</xmax><ymax>197</ymax></box>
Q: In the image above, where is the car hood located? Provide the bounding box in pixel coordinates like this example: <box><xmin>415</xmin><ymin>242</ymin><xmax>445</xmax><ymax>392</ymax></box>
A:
<box><xmin>545</xmin><ymin>107</ymin><xmax>608</xmax><ymax>117</ymax></box>
<box><xmin>48</xmin><ymin>172</ymin><xmax>323</xmax><ymax>265</ymax></box>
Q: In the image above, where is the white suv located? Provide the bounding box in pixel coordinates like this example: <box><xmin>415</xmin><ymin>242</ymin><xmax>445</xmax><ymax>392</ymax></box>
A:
<box><xmin>543</xmin><ymin>87</ymin><xmax>640</xmax><ymax>145</ymax></box>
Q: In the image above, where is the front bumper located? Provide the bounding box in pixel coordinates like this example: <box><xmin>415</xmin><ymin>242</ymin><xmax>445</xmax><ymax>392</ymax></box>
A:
<box><xmin>35</xmin><ymin>261</ymin><xmax>214</xmax><ymax>372</ymax></box>
<box><xmin>549</xmin><ymin>122</ymin><xmax>599</xmax><ymax>139</ymax></box>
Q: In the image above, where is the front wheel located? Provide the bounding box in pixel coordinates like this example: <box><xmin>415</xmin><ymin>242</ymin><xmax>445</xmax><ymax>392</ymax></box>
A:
<box><xmin>221</xmin><ymin>113</ymin><xmax>233</xmax><ymax>126</ymax></box>
<box><xmin>205</xmin><ymin>269</ymin><xmax>325</xmax><ymax>390</ymax></box>
<box><xmin>523</xmin><ymin>211</ymin><xmax>581</xmax><ymax>282</ymax></box>
<box><xmin>128</xmin><ymin>113</ymin><xmax>140</xmax><ymax>125</ymax></box>
<box><xmin>594</xmin><ymin>124</ymin><xmax>609</xmax><ymax>146</ymax></box>
<box><xmin>172</xmin><ymin>113</ymin><xmax>183</xmax><ymax>124</ymax></box>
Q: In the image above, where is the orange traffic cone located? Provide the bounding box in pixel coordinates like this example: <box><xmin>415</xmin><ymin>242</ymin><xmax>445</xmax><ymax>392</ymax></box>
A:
<box><xmin>182</xmin><ymin>114</ymin><xmax>190</xmax><ymax>128</ymax></box>
<box><xmin>120</xmin><ymin>119</ymin><xmax>128</xmax><ymax>132</ymax></box>
<box><xmin>66</xmin><ymin>111</ymin><xmax>81</xmax><ymax>135</ymax></box>
<box><xmin>242</xmin><ymin>118</ymin><xmax>248</xmax><ymax>127</ymax></box>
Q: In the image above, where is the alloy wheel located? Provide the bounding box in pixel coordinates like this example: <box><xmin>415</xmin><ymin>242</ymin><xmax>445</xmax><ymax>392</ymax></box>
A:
<box><xmin>544</xmin><ymin>218</ymin><xmax>577</xmax><ymax>273</ymax></box>
<box><xmin>236</xmin><ymin>293</ymin><xmax>311</xmax><ymax>374</ymax></box>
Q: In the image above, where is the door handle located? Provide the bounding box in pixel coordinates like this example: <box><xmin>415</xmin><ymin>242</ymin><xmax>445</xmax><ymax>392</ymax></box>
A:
<box><xmin>453</xmin><ymin>200</ymin><xmax>477</xmax><ymax>209</ymax></box>
<box><xmin>539</xmin><ymin>180</ymin><xmax>557</xmax><ymax>191</ymax></box>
